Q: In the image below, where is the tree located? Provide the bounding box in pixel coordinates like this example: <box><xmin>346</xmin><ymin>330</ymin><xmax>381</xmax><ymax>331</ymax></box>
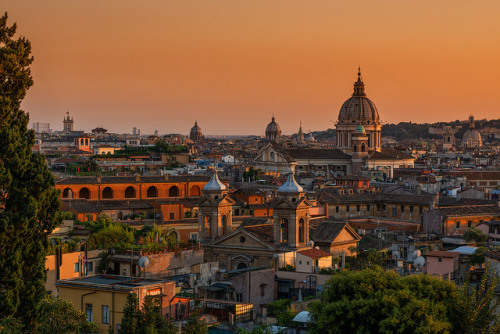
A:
<box><xmin>463</xmin><ymin>228</ymin><xmax>488</xmax><ymax>244</ymax></box>
<box><xmin>453</xmin><ymin>265</ymin><xmax>500</xmax><ymax>334</ymax></box>
<box><xmin>120</xmin><ymin>293</ymin><xmax>176</xmax><ymax>334</ymax></box>
<box><xmin>34</xmin><ymin>296</ymin><xmax>99</xmax><ymax>334</ymax></box>
<box><xmin>0</xmin><ymin>12</ymin><xmax>61</xmax><ymax>327</ymax></box>
<box><xmin>309</xmin><ymin>268</ymin><xmax>457</xmax><ymax>334</ymax></box>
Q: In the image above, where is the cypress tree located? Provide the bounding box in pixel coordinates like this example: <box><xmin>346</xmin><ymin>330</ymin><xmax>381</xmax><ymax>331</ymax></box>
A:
<box><xmin>0</xmin><ymin>12</ymin><xmax>61</xmax><ymax>327</ymax></box>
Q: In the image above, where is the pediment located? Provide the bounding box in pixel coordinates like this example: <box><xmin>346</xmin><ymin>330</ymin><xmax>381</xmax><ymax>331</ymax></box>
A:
<box><xmin>210</xmin><ymin>229</ymin><xmax>274</xmax><ymax>250</ymax></box>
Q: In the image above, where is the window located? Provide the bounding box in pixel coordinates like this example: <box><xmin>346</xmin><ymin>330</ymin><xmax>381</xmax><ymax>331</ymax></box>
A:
<box><xmin>306</xmin><ymin>261</ymin><xmax>310</xmax><ymax>265</ymax></box>
<box><xmin>87</xmin><ymin>262</ymin><xmax>93</xmax><ymax>273</ymax></box>
<box><xmin>438</xmin><ymin>257</ymin><xmax>442</xmax><ymax>263</ymax></box>
<box><xmin>102</xmin><ymin>187</ymin><xmax>113</xmax><ymax>199</ymax></box>
<box><xmin>125</xmin><ymin>186</ymin><xmax>136</xmax><ymax>198</ymax></box>
<box><xmin>336</xmin><ymin>206</ymin><xmax>339</xmax><ymax>213</ymax></box>
<box><xmin>280</xmin><ymin>218</ymin><xmax>289</xmax><ymax>243</ymax></box>
<box><xmin>85</xmin><ymin>304</ymin><xmax>93</xmax><ymax>322</ymax></box>
<box><xmin>346</xmin><ymin>206</ymin><xmax>350</xmax><ymax>213</ymax></box>
<box><xmin>169</xmin><ymin>213</ymin><xmax>175</xmax><ymax>220</ymax></box>
<box><xmin>190</xmin><ymin>233</ymin><xmax>198</xmax><ymax>241</ymax></box>
<box><xmin>456</xmin><ymin>221</ymin><xmax>460</xmax><ymax>229</ymax></box>
<box><xmin>147</xmin><ymin>186</ymin><xmax>158</xmax><ymax>198</ymax></box>
<box><xmin>410</xmin><ymin>206</ymin><xmax>414</xmax><ymax>213</ymax></box>
<box><xmin>401</xmin><ymin>205</ymin><xmax>405</xmax><ymax>213</ymax></box>
<box><xmin>298</xmin><ymin>218</ymin><xmax>305</xmax><ymax>243</ymax></box>
<box><xmin>367</xmin><ymin>205</ymin><xmax>371</xmax><ymax>211</ymax></box>
<box><xmin>356</xmin><ymin>205</ymin><xmax>360</xmax><ymax>212</ymax></box>
<box><xmin>260</xmin><ymin>284</ymin><xmax>267</xmax><ymax>297</ymax></box>
<box><xmin>299</xmin><ymin>261</ymin><xmax>302</xmax><ymax>265</ymax></box>
<box><xmin>169</xmin><ymin>186</ymin><xmax>179</xmax><ymax>197</ymax></box>
<box><xmin>467</xmin><ymin>221</ymin><xmax>472</xmax><ymax>228</ymax></box>
<box><xmin>236</xmin><ymin>293</ymin><xmax>243</xmax><ymax>302</ymax></box>
<box><xmin>79</xmin><ymin>187</ymin><xmax>90</xmax><ymax>199</ymax></box>
<box><xmin>102</xmin><ymin>305</ymin><xmax>109</xmax><ymax>324</ymax></box>
<box><xmin>419</xmin><ymin>207</ymin><xmax>423</xmax><ymax>214</ymax></box>
<box><xmin>392</xmin><ymin>208</ymin><xmax>397</xmax><ymax>217</ymax></box>
<box><xmin>74</xmin><ymin>262</ymin><xmax>79</xmax><ymax>272</ymax></box>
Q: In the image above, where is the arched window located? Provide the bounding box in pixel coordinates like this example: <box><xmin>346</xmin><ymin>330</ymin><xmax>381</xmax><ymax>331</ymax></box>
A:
<box><xmin>361</xmin><ymin>143</ymin><xmax>366</xmax><ymax>152</ymax></box>
<box><xmin>353</xmin><ymin>144</ymin><xmax>357</xmax><ymax>152</ymax></box>
<box><xmin>280</xmin><ymin>218</ymin><xmax>289</xmax><ymax>243</ymax></box>
<box><xmin>298</xmin><ymin>218</ymin><xmax>305</xmax><ymax>243</ymax></box>
<box><xmin>204</xmin><ymin>215</ymin><xmax>211</xmax><ymax>239</ymax></box>
<box><xmin>237</xmin><ymin>262</ymin><xmax>248</xmax><ymax>270</ymax></box>
<box><xmin>147</xmin><ymin>186</ymin><xmax>158</xmax><ymax>198</ymax></box>
<box><xmin>169</xmin><ymin>186</ymin><xmax>179</xmax><ymax>197</ymax></box>
<box><xmin>79</xmin><ymin>187</ymin><xmax>90</xmax><ymax>199</ymax></box>
<box><xmin>62</xmin><ymin>188</ymin><xmax>73</xmax><ymax>199</ymax></box>
<box><xmin>222</xmin><ymin>215</ymin><xmax>228</xmax><ymax>236</ymax></box>
<box><xmin>125</xmin><ymin>186</ymin><xmax>136</xmax><ymax>198</ymax></box>
<box><xmin>189</xmin><ymin>185</ymin><xmax>201</xmax><ymax>197</ymax></box>
<box><xmin>102</xmin><ymin>187</ymin><xmax>113</xmax><ymax>199</ymax></box>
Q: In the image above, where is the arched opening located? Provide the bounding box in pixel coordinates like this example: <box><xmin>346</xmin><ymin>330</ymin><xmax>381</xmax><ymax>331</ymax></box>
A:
<box><xmin>361</xmin><ymin>143</ymin><xmax>366</xmax><ymax>152</ymax></box>
<box><xmin>169</xmin><ymin>186</ymin><xmax>179</xmax><ymax>197</ymax></box>
<box><xmin>147</xmin><ymin>186</ymin><xmax>158</xmax><ymax>198</ymax></box>
<box><xmin>353</xmin><ymin>145</ymin><xmax>357</xmax><ymax>152</ymax></box>
<box><xmin>79</xmin><ymin>188</ymin><xmax>90</xmax><ymax>199</ymax></box>
<box><xmin>204</xmin><ymin>215</ymin><xmax>211</xmax><ymax>239</ymax></box>
<box><xmin>125</xmin><ymin>186</ymin><xmax>136</xmax><ymax>198</ymax></box>
<box><xmin>237</xmin><ymin>262</ymin><xmax>248</xmax><ymax>270</ymax></box>
<box><xmin>222</xmin><ymin>215</ymin><xmax>228</xmax><ymax>236</ymax></box>
<box><xmin>102</xmin><ymin>187</ymin><xmax>114</xmax><ymax>199</ymax></box>
<box><xmin>62</xmin><ymin>188</ymin><xmax>73</xmax><ymax>199</ymax></box>
<box><xmin>298</xmin><ymin>218</ymin><xmax>305</xmax><ymax>243</ymax></box>
<box><xmin>189</xmin><ymin>185</ymin><xmax>201</xmax><ymax>197</ymax></box>
<box><xmin>280</xmin><ymin>218</ymin><xmax>289</xmax><ymax>243</ymax></box>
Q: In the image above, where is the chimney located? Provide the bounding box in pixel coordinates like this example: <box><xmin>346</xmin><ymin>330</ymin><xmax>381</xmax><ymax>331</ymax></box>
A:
<box><xmin>96</xmin><ymin>175</ymin><xmax>101</xmax><ymax>183</ymax></box>
<box><xmin>164</xmin><ymin>173</ymin><xmax>169</xmax><ymax>181</ymax></box>
<box><xmin>135</xmin><ymin>173</ymin><xmax>140</xmax><ymax>182</ymax></box>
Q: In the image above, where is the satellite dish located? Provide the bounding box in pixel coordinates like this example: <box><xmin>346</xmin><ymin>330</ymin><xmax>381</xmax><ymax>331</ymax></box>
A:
<box><xmin>307</xmin><ymin>240</ymin><xmax>314</xmax><ymax>247</ymax></box>
<box><xmin>138</xmin><ymin>256</ymin><xmax>150</xmax><ymax>269</ymax></box>
<box><xmin>414</xmin><ymin>256</ymin><xmax>425</xmax><ymax>270</ymax></box>
<box><xmin>411</xmin><ymin>250</ymin><xmax>421</xmax><ymax>260</ymax></box>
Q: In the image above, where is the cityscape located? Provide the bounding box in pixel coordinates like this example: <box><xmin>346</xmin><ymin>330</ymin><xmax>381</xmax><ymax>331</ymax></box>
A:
<box><xmin>1</xmin><ymin>1</ymin><xmax>500</xmax><ymax>334</ymax></box>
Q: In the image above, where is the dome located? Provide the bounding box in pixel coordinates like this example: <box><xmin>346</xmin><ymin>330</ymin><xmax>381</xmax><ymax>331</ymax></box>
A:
<box><xmin>462</xmin><ymin>115</ymin><xmax>482</xmax><ymax>148</ymax></box>
<box><xmin>190</xmin><ymin>121</ymin><xmax>202</xmax><ymax>141</ymax></box>
<box><xmin>279</xmin><ymin>173</ymin><xmax>303</xmax><ymax>193</ymax></box>
<box><xmin>338</xmin><ymin>69</ymin><xmax>380</xmax><ymax>124</ymax></box>
<box><xmin>203</xmin><ymin>171</ymin><xmax>226</xmax><ymax>192</ymax></box>
<box><xmin>463</xmin><ymin>129</ymin><xmax>482</xmax><ymax>148</ymax></box>
<box><xmin>355</xmin><ymin>124</ymin><xmax>366</xmax><ymax>133</ymax></box>
<box><xmin>265</xmin><ymin>116</ymin><xmax>281</xmax><ymax>141</ymax></box>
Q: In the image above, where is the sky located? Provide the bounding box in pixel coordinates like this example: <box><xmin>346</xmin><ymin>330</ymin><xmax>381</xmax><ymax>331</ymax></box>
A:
<box><xmin>4</xmin><ymin>0</ymin><xmax>500</xmax><ymax>135</ymax></box>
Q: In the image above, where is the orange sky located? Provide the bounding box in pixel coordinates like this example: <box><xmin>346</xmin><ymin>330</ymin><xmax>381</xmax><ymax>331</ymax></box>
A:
<box><xmin>4</xmin><ymin>0</ymin><xmax>500</xmax><ymax>135</ymax></box>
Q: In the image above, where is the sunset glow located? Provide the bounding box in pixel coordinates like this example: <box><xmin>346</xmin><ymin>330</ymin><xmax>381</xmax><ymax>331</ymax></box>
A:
<box><xmin>5</xmin><ymin>0</ymin><xmax>500</xmax><ymax>135</ymax></box>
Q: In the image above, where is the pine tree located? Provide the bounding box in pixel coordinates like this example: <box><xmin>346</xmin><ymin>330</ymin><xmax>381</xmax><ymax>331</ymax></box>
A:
<box><xmin>0</xmin><ymin>12</ymin><xmax>61</xmax><ymax>327</ymax></box>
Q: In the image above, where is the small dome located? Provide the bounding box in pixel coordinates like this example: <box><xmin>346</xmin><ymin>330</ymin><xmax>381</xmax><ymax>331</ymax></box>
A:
<box><xmin>355</xmin><ymin>124</ymin><xmax>366</xmax><ymax>133</ymax></box>
<box><xmin>463</xmin><ymin>129</ymin><xmax>482</xmax><ymax>148</ymax></box>
<box><xmin>279</xmin><ymin>173</ymin><xmax>303</xmax><ymax>193</ymax></box>
<box><xmin>190</xmin><ymin>121</ymin><xmax>203</xmax><ymax>142</ymax></box>
<box><xmin>203</xmin><ymin>171</ymin><xmax>226</xmax><ymax>191</ymax></box>
<box><xmin>266</xmin><ymin>116</ymin><xmax>281</xmax><ymax>141</ymax></box>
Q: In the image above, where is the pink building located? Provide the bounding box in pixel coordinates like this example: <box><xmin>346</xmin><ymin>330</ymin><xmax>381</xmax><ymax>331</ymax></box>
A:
<box><xmin>425</xmin><ymin>250</ymin><xmax>460</xmax><ymax>280</ymax></box>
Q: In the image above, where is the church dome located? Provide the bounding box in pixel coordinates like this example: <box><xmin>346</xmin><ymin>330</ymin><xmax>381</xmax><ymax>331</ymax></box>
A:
<box><xmin>203</xmin><ymin>170</ymin><xmax>226</xmax><ymax>192</ymax></box>
<box><xmin>190</xmin><ymin>121</ymin><xmax>203</xmax><ymax>142</ymax></box>
<box><xmin>265</xmin><ymin>116</ymin><xmax>282</xmax><ymax>141</ymax></box>
<box><xmin>279</xmin><ymin>173</ymin><xmax>303</xmax><ymax>193</ymax></box>
<box><xmin>338</xmin><ymin>69</ymin><xmax>380</xmax><ymax>124</ymax></box>
<box><xmin>463</xmin><ymin>116</ymin><xmax>482</xmax><ymax>148</ymax></box>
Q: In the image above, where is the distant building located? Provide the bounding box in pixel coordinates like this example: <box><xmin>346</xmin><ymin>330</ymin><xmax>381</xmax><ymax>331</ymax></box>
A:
<box><xmin>265</xmin><ymin>116</ymin><xmax>281</xmax><ymax>142</ymax></box>
<box><xmin>63</xmin><ymin>112</ymin><xmax>74</xmax><ymax>134</ymax></box>
<box><xmin>190</xmin><ymin>121</ymin><xmax>203</xmax><ymax>142</ymax></box>
<box><xmin>462</xmin><ymin>115</ymin><xmax>483</xmax><ymax>148</ymax></box>
<box><xmin>32</xmin><ymin>122</ymin><xmax>50</xmax><ymax>133</ymax></box>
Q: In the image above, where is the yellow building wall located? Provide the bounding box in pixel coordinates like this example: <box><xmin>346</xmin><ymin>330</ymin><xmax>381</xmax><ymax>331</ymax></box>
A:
<box><xmin>58</xmin><ymin>286</ymin><xmax>129</xmax><ymax>334</ymax></box>
<box><xmin>46</xmin><ymin>252</ymin><xmax>83</xmax><ymax>295</ymax></box>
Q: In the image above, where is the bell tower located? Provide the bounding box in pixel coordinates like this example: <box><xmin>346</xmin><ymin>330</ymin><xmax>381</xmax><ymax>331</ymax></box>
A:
<box><xmin>351</xmin><ymin>124</ymin><xmax>369</xmax><ymax>173</ymax></box>
<box><xmin>63</xmin><ymin>112</ymin><xmax>74</xmax><ymax>134</ymax></box>
<box><xmin>272</xmin><ymin>171</ymin><xmax>311</xmax><ymax>250</ymax></box>
<box><xmin>198</xmin><ymin>170</ymin><xmax>234</xmax><ymax>244</ymax></box>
